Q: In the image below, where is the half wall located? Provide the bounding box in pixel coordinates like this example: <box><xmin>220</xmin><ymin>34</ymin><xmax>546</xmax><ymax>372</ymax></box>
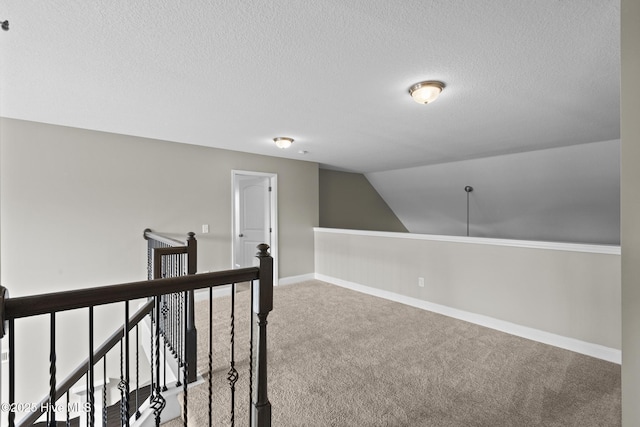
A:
<box><xmin>315</xmin><ymin>228</ymin><xmax>621</xmax><ymax>362</ymax></box>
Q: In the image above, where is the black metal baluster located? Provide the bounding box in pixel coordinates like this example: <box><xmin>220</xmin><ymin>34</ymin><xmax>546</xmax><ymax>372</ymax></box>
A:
<box><xmin>173</xmin><ymin>294</ymin><xmax>183</xmax><ymax>366</ymax></box>
<box><xmin>119</xmin><ymin>340</ymin><xmax>125</xmax><ymax>424</ymax></box>
<box><xmin>103</xmin><ymin>357</ymin><xmax>107</xmax><ymax>427</ymax></box>
<box><xmin>167</xmin><ymin>294</ymin><xmax>171</xmax><ymax>358</ymax></box>
<box><xmin>162</xmin><ymin>295</ymin><xmax>168</xmax><ymax>392</ymax></box>
<box><xmin>172</xmin><ymin>255</ymin><xmax>177</xmax><ymax>373</ymax></box>
<box><xmin>124</xmin><ymin>302</ymin><xmax>130</xmax><ymax>426</ymax></box>
<box><xmin>174</xmin><ymin>293</ymin><xmax>179</xmax><ymax>362</ymax></box>
<box><xmin>89</xmin><ymin>306</ymin><xmax>95</xmax><ymax>427</ymax></box>
<box><xmin>66</xmin><ymin>390</ymin><xmax>71</xmax><ymax>427</ymax></box>
<box><xmin>85</xmin><ymin>373</ymin><xmax>88</xmax><ymax>426</ymax></box>
<box><xmin>151</xmin><ymin>295</ymin><xmax>166</xmax><ymax>426</ymax></box>
<box><xmin>150</xmin><ymin>302</ymin><xmax>155</xmax><ymax>398</ymax></box>
<box><xmin>168</xmin><ymin>294</ymin><xmax>173</xmax><ymax>359</ymax></box>
<box><xmin>175</xmin><ymin>305</ymin><xmax>180</xmax><ymax>371</ymax></box>
<box><xmin>8</xmin><ymin>319</ymin><xmax>15</xmax><ymax>427</ymax></box>
<box><xmin>182</xmin><ymin>290</ymin><xmax>188</xmax><ymax>427</ymax></box>
<box><xmin>166</xmin><ymin>255</ymin><xmax>171</xmax><ymax>349</ymax></box>
<box><xmin>146</xmin><ymin>236</ymin><xmax>152</xmax><ymax>280</ymax></box>
<box><xmin>177</xmin><ymin>254</ymin><xmax>183</xmax><ymax>366</ymax></box>
<box><xmin>208</xmin><ymin>286</ymin><xmax>213</xmax><ymax>427</ymax></box>
<box><xmin>175</xmin><ymin>291</ymin><xmax>183</xmax><ymax>388</ymax></box>
<box><xmin>249</xmin><ymin>280</ymin><xmax>255</xmax><ymax>427</ymax></box>
<box><xmin>49</xmin><ymin>312</ymin><xmax>57</xmax><ymax>427</ymax></box>
<box><xmin>176</xmin><ymin>294</ymin><xmax>181</xmax><ymax>358</ymax></box>
<box><xmin>149</xmin><ymin>305</ymin><xmax>155</xmax><ymax>420</ymax></box>
<box><xmin>227</xmin><ymin>283</ymin><xmax>238</xmax><ymax>427</ymax></box>
<box><xmin>135</xmin><ymin>325</ymin><xmax>141</xmax><ymax>419</ymax></box>
<box><xmin>180</xmin><ymin>291</ymin><xmax>184</xmax><ymax>361</ymax></box>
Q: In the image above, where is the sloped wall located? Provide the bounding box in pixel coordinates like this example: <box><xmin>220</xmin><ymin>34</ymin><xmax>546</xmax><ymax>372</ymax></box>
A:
<box><xmin>366</xmin><ymin>140</ymin><xmax>620</xmax><ymax>245</ymax></box>
<box><xmin>319</xmin><ymin>169</ymin><xmax>407</xmax><ymax>232</ymax></box>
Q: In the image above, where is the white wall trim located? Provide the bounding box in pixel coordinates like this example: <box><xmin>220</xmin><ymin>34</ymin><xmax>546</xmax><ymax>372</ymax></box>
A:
<box><xmin>192</xmin><ymin>272</ymin><xmax>314</xmax><ymax>301</ymax></box>
<box><xmin>314</xmin><ymin>227</ymin><xmax>621</xmax><ymax>255</ymax></box>
<box><xmin>277</xmin><ymin>273</ymin><xmax>315</xmax><ymax>286</ymax></box>
<box><xmin>194</xmin><ymin>284</ymin><xmax>234</xmax><ymax>301</ymax></box>
<box><xmin>315</xmin><ymin>273</ymin><xmax>621</xmax><ymax>364</ymax></box>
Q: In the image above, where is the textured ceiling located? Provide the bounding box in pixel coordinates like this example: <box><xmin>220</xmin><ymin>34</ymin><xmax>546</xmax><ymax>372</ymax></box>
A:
<box><xmin>0</xmin><ymin>1</ymin><xmax>620</xmax><ymax>173</ymax></box>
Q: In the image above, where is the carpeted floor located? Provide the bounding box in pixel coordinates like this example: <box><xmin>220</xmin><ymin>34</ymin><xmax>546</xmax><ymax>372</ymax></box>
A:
<box><xmin>164</xmin><ymin>280</ymin><xmax>620</xmax><ymax>426</ymax></box>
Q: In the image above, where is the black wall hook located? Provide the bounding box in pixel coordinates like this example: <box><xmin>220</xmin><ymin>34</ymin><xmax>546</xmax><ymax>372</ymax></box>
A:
<box><xmin>1</xmin><ymin>20</ymin><xmax>9</xmax><ymax>31</ymax></box>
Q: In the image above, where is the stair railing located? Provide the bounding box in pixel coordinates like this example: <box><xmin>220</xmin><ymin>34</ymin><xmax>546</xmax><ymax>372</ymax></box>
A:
<box><xmin>143</xmin><ymin>229</ymin><xmax>197</xmax><ymax>385</ymax></box>
<box><xmin>5</xmin><ymin>299</ymin><xmax>154</xmax><ymax>427</ymax></box>
<box><xmin>0</xmin><ymin>244</ymin><xmax>273</xmax><ymax>427</ymax></box>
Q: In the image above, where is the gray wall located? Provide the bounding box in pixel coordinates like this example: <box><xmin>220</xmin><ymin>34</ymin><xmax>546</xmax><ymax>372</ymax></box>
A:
<box><xmin>621</xmin><ymin>0</ymin><xmax>640</xmax><ymax>424</ymax></box>
<box><xmin>319</xmin><ymin>169</ymin><xmax>407</xmax><ymax>232</ymax></box>
<box><xmin>367</xmin><ymin>140</ymin><xmax>620</xmax><ymax>245</ymax></box>
<box><xmin>0</xmin><ymin>118</ymin><xmax>318</xmax><ymax>294</ymax></box>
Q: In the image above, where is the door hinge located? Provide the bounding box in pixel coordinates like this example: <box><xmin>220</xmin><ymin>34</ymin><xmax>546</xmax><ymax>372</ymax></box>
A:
<box><xmin>268</xmin><ymin>186</ymin><xmax>272</xmax><ymax>192</ymax></box>
<box><xmin>269</xmin><ymin>228</ymin><xmax>272</xmax><ymax>233</ymax></box>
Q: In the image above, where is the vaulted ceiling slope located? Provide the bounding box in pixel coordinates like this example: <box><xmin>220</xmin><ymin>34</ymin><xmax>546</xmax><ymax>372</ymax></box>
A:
<box><xmin>367</xmin><ymin>139</ymin><xmax>621</xmax><ymax>244</ymax></box>
<box><xmin>0</xmin><ymin>1</ymin><xmax>619</xmax><ymax>173</ymax></box>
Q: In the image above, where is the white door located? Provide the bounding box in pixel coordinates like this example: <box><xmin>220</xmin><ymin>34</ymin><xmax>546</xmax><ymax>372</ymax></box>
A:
<box><xmin>233</xmin><ymin>173</ymin><xmax>273</xmax><ymax>269</ymax></box>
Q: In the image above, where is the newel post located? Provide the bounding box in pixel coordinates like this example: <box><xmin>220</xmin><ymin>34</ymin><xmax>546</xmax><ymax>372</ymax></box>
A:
<box><xmin>185</xmin><ymin>232</ymin><xmax>198</xmax><ymax>383</ymax></box>
<box><xmin>252</xmin><ymin>244</ymin><xmax>273</xmax><ymax>427</ymax></box>
<box><xmin>0</xmin><ymin>285</ymin><xmax>14</xmax><ymax>427</ymax></box>
<box><xmin>0</xmin><ymin>285</ymin><xmax>7</xmax><ymax>339</ymax></box>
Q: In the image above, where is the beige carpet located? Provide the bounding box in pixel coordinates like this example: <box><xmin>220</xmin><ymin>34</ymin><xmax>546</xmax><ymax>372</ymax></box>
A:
<box><xmin>164</xmin><ymin>280</ymin><xmax>620</xmax><ymax>426</ymax></box>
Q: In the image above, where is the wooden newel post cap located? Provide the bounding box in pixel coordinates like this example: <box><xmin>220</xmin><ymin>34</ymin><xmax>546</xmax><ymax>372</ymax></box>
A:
<box><xmin>256</xmin><ymin>244</ymin><xmax>270</xmax><ymax>257</ymax></box>
<box><xmin>187</xmin><ymin>232</ymin><xmax>196</xmax><ymax>239</ymax></box>
<box><xmin>254</xmin><ymin>244</ymin><xmax>273</xmax><ymax>314</ymax></box>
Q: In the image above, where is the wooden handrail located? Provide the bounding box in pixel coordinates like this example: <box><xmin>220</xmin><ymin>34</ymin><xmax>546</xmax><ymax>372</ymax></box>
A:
<box><xmin>16</xmin><ymin>300</ymin><xmax>154</xmax><ymax>427</ymax></box>
<box><xmin>143</xmin><ymin>228</ymin><xmax>190</xmax><ymax>247</ymax></box>
<box><xmin>3</xmin><ymin>267</ymin><xmax>259</xmax><ymax>322</ymax></box>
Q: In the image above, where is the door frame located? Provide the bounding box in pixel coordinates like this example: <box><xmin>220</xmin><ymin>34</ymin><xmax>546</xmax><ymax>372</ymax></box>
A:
<box><xmin>231</xmin><ymin>170</ymin><xmax>278</xmax><ymax>285</ymax></box>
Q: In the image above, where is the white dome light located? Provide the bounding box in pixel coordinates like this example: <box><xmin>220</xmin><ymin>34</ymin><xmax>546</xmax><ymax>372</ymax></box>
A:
<box><xmin>273</xmin><ymin>137</ymin><xmax>294</xmax><ymax>149</ymax></box>
<box><xmin>409</xmin><ymin>81</ymin><xmax>445</xmax><ymax>104</ymax></box>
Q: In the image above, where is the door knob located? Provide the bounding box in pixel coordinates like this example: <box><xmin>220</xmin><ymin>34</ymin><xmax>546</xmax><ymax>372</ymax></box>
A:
<box><xmin>239</xmin><ymin>233</ymin><xmax>244</xmax><ymax>237</ymax></box>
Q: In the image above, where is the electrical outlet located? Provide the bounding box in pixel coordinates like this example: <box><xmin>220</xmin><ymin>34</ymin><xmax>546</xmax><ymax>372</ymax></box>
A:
<box><xmin>202</xmin><ymin>224</ymin><xmax>209</xmax><ymax>233</ymax></box>
<box><xmin>418</xmin><ymin>277</ymin><xmax>425</xmax><ymax>287</ymax></box>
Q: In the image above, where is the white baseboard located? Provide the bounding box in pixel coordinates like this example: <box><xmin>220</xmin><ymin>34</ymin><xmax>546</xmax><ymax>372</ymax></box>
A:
<box><xmin>277</xmin><ymin>273</ymin><xmax>315</xmax><ymax>286</ymax></box>
<box><xmin>194</xmin><ymin>285</ymin><xmax>234</xmax><ymax>301</ymax></box>
<box><xmin>192</xmin><ymin>273</ymin><xmax>314</xmax><ymax>302</ymax></box>
<box><xmin>315</xmin><ymin>274</ymin><xmax>621</xmax><ymax>364</ymax></box>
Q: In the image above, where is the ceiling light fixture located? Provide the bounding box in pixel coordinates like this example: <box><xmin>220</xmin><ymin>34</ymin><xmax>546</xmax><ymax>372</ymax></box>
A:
<box><xmin>408</xmin><ymin>81</ymin><xmax>445</xmax><ymax>104</ymax></box>
<box><xmin>273</xmin><ymin>137</ymin><xmax>294</xmax><ymax>149</ymax></box>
